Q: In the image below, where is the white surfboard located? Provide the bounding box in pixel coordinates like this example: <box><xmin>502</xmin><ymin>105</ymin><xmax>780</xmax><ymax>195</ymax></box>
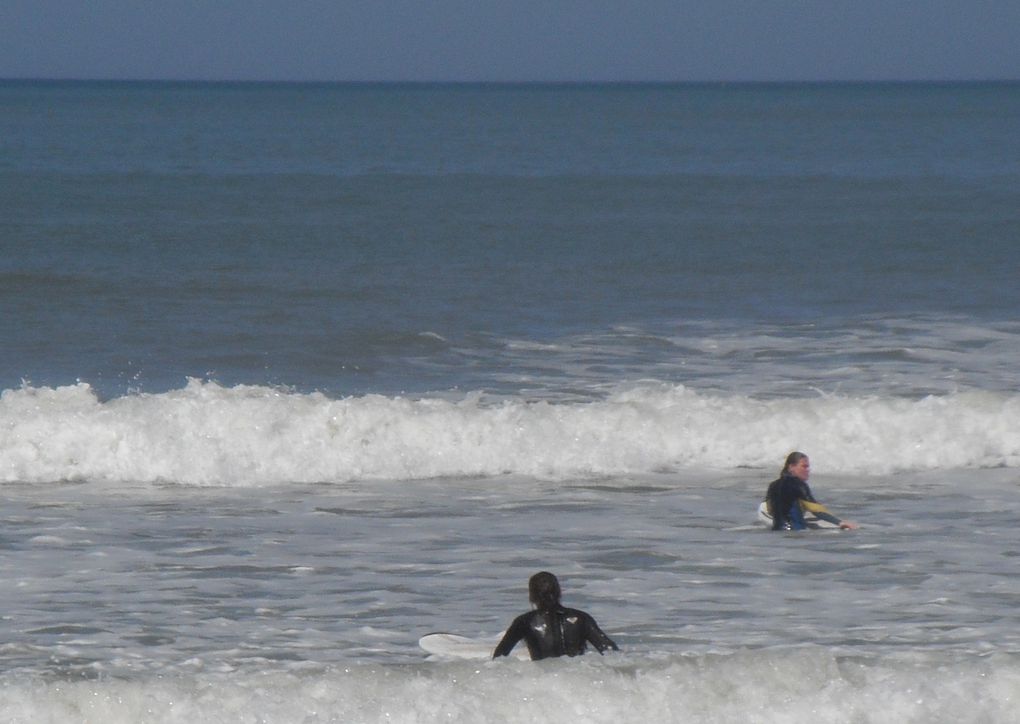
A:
<box><xmin>419</xmin><ymin>632</ymin><xmax>530</xmax><ymax>661</ymax></box>
<box><xmin>757</xmin><ymin>500</ymin><xmax>839</xmax><ymax>529</ymax></box>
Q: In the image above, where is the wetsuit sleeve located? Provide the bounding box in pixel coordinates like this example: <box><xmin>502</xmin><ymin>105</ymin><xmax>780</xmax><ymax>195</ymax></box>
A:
<box><xmin>798</xmin><ymin>499</ymin><xmax>842</xmax><ymax>525</ymax></box>
<box><xmin>493</xmin><ymin>615</ymin><xmax>528</xmax><ymax>658</ymax></box>
<box><xmin>583</xmin><ymin>613</ymin><xmax>619</xmax><ymax>654</ymax></box>
<box><xmin>797</xmin><ymin>481</ymin><xmax>843</xmax><ymax>525</ymax></box>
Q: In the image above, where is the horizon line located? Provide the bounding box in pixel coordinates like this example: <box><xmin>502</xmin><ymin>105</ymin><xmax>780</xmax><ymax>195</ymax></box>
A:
<box><xmin>2</xmin><ymin>76</ymin><xmax>1018</xmax><ymax>87</ymax></box>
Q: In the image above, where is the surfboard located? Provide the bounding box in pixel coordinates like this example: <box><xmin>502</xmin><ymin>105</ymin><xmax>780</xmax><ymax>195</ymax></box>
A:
<box><xmin>418</xmin><ymin>632</ymin><xmax>530</xmax><ymax>661</ymax></box>
<box><xmin>757</xmin><ymin>500</ymin><xmax>839</xmax><ymax>529</ymax></box>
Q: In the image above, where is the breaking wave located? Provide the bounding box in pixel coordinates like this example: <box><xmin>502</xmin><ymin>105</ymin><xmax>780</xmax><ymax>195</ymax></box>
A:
<box><xmin>3</xmin><ymin>379</ymin><xmax>1019</xmax><ymax>486</ymax></box>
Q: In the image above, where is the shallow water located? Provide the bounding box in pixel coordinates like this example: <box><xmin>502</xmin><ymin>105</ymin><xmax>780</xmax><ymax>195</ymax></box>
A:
<box><xmin>2</xmin><ymin>470</ymin><xmax>1019</xmax><ymax>722</ymax></box>
<box><xmin>3</xmin><ymin>468</ymin><xmax>1018</xmax><ymax>672</ymax></box>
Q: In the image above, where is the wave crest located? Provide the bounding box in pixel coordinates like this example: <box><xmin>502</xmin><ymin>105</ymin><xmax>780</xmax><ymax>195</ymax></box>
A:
<box><xmin>2</xmin><ymin>380</ymin><xmax>1018</xmax><ymax>486</ymax></box>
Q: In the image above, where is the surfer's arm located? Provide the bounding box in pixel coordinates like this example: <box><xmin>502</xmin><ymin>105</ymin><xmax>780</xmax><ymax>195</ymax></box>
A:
<box><xmin>492</xmin><ymin>617</ymin><xmax>526</xmax><ymax>658</ymax></box>
<box><xmin>799</xmin><ymin>499</ymin><xmax>858</xmax><ymax>529</ymax></box>
<box><xmin>798</xmin><ymin>499</ymin><xmax>841</xmax><ymax>525</ymax></box>
<box><xmin>584</xmin><ymin>614</ymin><xmax>619</xmax><ymax>654</ymax></box>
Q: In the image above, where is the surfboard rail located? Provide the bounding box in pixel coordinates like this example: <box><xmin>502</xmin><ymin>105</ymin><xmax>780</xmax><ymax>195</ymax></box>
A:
<box><xmin>419</xmin><ymin>632</ymin><xmax>531</xmax><ymax>661</ymax></box>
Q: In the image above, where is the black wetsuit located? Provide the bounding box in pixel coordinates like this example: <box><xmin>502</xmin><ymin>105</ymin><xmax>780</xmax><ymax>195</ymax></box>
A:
<box><xmin>492</xmin><ymin>607</ymin><xmax>618</xmax><ymax>660</ymax></box>
<box><xmin>765</xmin><ymin>474</ymin><xmax>842</xmax><ymax>530</ymax></box>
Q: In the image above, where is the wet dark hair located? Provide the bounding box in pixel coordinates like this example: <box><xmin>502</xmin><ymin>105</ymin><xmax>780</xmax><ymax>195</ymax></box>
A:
<box><xmin>782</xmin><ymin>451</ymin><xmax>808</xmax><ymax>477</ymax></box>
<box><xmin>528</xmin><ymin>571</ymin><xmax>562</xmax><ymax>611</ymax></box>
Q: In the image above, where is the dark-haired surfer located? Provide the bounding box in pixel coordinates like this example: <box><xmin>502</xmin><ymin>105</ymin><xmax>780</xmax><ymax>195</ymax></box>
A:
<box><xmin>493</xmin><ymin>571</ymin><xmax>618</xmax><ymax>660</ymax></box>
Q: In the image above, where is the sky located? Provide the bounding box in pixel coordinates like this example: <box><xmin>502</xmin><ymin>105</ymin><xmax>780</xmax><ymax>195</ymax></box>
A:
<box><xmin>1</xmin><ymin>1</ymin><xmax>1018</xmax><ymax>83</ymax></box>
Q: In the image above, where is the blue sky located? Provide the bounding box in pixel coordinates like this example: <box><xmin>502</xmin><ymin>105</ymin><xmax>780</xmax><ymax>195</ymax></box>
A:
<box><xmin>2</xmin><ymin>1</ymin><xmax>1018</xmax><ymax>82</ymax></box>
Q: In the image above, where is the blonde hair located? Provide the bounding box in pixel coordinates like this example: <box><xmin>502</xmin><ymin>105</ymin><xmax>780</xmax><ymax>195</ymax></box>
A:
<box><xmin>782</xmin><ymin>451</ymin><xmax>807</xmax><ymax>477</ymax></box>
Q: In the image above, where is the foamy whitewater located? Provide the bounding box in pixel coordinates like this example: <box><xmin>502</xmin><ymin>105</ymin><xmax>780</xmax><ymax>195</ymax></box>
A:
<box><xmin>2</xmin><ymin>81</ymin><xmax>1020</xmax><ymax>722</ymax></box>
<box><xmin>4</xmin><ymin>376</ymin><xmax>1020</xmax><ymax>485</ymax></box>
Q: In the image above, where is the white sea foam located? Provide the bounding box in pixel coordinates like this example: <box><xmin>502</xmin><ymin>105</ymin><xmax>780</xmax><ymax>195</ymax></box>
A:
<box><xmin>1</xmin><ymin>651</ymin><xmax>1018</xmax><ymax>724</ymax></box>
<box><xmin>2</xmin><ymin>379</ymin><xmax>1019</xmax><ymax>486</ymax></box>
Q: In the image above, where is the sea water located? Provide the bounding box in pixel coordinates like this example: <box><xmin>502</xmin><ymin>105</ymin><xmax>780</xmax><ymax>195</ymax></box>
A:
<box><xmin>1</xmin><ymin>81</ymin><xmax>1020</xmax><ymax>723</ymax></box>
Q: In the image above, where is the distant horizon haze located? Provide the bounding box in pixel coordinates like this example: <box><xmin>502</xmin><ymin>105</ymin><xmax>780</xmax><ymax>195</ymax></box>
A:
<box><xmin>2</xmin><ymin>2</ymin><xmax>1018</xmax><ymax>84</ymax></box>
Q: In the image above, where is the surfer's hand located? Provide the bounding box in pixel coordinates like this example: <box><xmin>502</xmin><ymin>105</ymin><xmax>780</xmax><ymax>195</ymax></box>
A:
<box><xmin>839</xmin><ymin>520</ymin><xmax>859</xmax><ymax>530</ymax></box>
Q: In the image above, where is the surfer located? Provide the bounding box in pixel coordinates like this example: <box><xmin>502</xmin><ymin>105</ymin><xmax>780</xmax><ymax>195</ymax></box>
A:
<box><xmin>764</xmin><ymin>452</ymin><xmax>858</xmax><ymax>531</ymax></box>
<box><xmin>493</xmin><ymin>571</ymin><xmax>618</xmax><ymax>660</ymax></box>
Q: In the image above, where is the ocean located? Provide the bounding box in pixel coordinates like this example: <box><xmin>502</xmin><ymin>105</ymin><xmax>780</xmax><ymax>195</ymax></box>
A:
<box><xmin>1</xmin><ymin>80</ymin><xmax>1019</xmax><ymax>723</ymax></box>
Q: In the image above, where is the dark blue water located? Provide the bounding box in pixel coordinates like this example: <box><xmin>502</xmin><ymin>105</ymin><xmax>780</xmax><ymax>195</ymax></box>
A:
<box><xmin>3</xmin><ymin>81</ymin><xmax>1019</xmax><ymax>398</ymax></box>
